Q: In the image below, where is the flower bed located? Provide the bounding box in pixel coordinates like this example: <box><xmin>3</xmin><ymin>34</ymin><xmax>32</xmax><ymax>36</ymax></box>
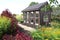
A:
<box><xmin>31</xmin><ymin>27</ymin><xmax>60</xmax><ymax>40</ymax></box>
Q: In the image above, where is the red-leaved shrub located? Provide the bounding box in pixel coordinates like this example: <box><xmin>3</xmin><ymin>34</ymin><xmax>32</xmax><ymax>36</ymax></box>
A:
<box><xmin>1</xmin><ymin>9</ymin><xmax>33</xmax><ymax>40</ymax></box>
<box><xmin>1</xmin><ymin>9</ymin><xmax>18</xmax><ymax>35</ymax></box>
<box><xmin>15</xmin><ymin>30</ymin><xmax>33</xmax><ymax>40</ymax></box>
<box><xmin>2</xmin><ymin>30</ymin><xmax>33</xmax><ymax>40</ymax></box>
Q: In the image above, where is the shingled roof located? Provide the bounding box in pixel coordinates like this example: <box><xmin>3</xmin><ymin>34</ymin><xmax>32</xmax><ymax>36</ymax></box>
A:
<box><xmin>22</xmin><ymin>1</ymin><xmax>48</xmax><ymax>12</ymax></box>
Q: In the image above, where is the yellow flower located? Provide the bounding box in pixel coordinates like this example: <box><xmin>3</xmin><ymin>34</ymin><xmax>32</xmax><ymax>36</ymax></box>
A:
<box><xmin>54</xmin><ymin>31</ymin><xmax>60</xmax><ymax>34</ymax></box>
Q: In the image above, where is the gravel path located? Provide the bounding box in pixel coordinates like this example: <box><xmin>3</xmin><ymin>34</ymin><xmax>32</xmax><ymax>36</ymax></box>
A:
<box><xmin>18</xmin><ymin>23</ymin><xmax>36</xmax><ymax>32</ymax></box>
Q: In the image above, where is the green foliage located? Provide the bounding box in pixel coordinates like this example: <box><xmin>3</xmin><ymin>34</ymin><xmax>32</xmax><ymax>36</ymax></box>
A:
<box><xmin>29</xmin><ymin>2</ymin><xmax>38</xmax><ymax>6</ymax></box>
<box><xmin>16</xmin><ymin>14</ymin><xmax>24</xmax><ymax>23</ymax></box>
<box><xmin>51</xmin><ymin>29</ymin><xmax>60</xmax><ymax>39</ymax></box>
<box><xmin>43</xmin><ymin>28</ymin><xmax>60</xmax><ymax>40</ymax></box>
<box><xmin>0</xmin><ymin>16</ymin><xmax>11</xmax><ymax>38</ymax></box>
<box><xmin>31</xmin><ymin>30</ymin><xmax>43</xmax><ymax>40</ymax></box>
<box><xmin>49</xmin><ymin>0</ymin><xmax>58</xmax><ymax>5</ymax></box>
<box><xmin>40</xmin><ymin>0</ymin><xmax>59</xmax><ymax>13</ymax></box>
<box><xmin>31</xmin><ymin>27</ymin><xmax>60</xmax><ymax>40</ymax></box>
<box><xmin>51</xmin><ymin>19</ymin><xmax>60</xmax><ymax>28</ymax></box>
<box><xmin>49</xmin><ymin>0</ymin><xmax>59</xmax><ymax>9</ymax></box>
<box><xmin>31</xmin><ymin>19</ymin><xmax>60</xmax><ymax>40</ymax></box>
<box><xmin>41</xmin><ymin>4</ymin><xmax>51</xmax><ymax>12</ymax></box>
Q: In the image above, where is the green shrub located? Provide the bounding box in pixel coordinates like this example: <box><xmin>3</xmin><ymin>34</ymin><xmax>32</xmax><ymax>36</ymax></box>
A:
<box><xmin>31</xmin><ymin>27</ymin><xmax>60</xmax><ymax>40</ymax></box>
<box><xmin>51</xmin><ymin>29</ymin><xmax>60</xmax><ymax>39</ymax></box>
<box><xmin>0</xmin><ymin>16</ymin><xmax>11</xmax><ymax>38</ymax></box>
<box><xmin>31</xmin><ymin>30</ymin><xmax>43</xmax><ymax>40</ymax></box>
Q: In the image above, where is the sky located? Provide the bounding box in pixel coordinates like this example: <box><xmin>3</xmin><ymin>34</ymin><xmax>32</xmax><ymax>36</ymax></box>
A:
<box><xmin>0</xmin><ymin>0</ymin><xmax>60</xmax><ymax>14</ymax></box>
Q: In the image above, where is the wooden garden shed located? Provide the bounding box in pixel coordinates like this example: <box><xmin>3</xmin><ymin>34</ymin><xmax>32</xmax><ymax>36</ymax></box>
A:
<box><xmin>22</xmin><ymin>2</ymin><xmax>52</xmax><ymax>27</ymax></box>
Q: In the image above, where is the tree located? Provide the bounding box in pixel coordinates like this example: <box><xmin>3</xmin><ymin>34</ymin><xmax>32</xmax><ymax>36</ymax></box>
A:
<box><xmin>49</xmin><ymin>0</ymin><xmax>58</xmax><ymax>4</ymax></box>
<box><xmin>42</xmin><ymin>0</ymin><xmax>59</xmax><ymax>12</ymax></box>
<box><xmin>29</xmin><ymin>2</ymin><xmax>39</xmax><ymax>6</ymax></box>
<box><xmin>49</xmin><ymin>0</ymin><xmax>59</xmax><ymax>7</ymax></box>
<box><xmin>48</xmin><ymin>0</ymin><xmax>59</xmax><ymax>11</ymax></box>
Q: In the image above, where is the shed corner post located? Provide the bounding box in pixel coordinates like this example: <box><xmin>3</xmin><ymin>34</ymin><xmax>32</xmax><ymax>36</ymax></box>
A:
<box><xmin>23</xmin><ymin>12</ymin><xmax>27</xmax><ymax>24</ymax></box>
<box><xmin>38</xmin><ymin>10</ymin><xmax>41</xmax><ymax>27</ymax></box>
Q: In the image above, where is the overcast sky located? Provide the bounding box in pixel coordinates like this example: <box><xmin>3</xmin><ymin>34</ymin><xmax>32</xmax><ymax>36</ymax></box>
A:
<box><xmin>0</xmin><ymin>0</ymin><xmax>59</xmax><ymax>14</ymax></box>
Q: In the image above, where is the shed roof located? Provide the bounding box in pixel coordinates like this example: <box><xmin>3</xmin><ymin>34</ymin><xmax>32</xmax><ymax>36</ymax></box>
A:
<box><xmin>22</xmin><ymin>1</ymin><xmax>48</xmax><ymax>12</ymax></box>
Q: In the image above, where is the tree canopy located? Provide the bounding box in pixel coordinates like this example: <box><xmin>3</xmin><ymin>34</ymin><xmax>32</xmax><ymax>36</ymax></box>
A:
<box><xmin>29</xmin><ymin>2</ymin><xmax>39</xmax><ymax>6</ymax></box>
<box><xmin>49</xmin><ymin>0</ymin><xmax>58</xmax><ymax>4</ymax></box>
<box><xmin>28</xmin><ymin>0</ymin><xmax>59</xmax><ymax>12</ymax></box>
<box><xmin>29</xmin><ymin>0</ymin><xmax>59</xmax><ymax>7</ymax></box>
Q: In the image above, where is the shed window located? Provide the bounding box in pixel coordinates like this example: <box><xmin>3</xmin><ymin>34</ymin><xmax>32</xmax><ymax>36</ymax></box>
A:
<box><xmin>36</xmin><ymin>19</ymin><xmax>38</xmax><ymax>23</ymax></box>
<box><xmin>43</xmin><ymin>15</ymin><xmax>48</xmax><ymax>22</ymax></box>
<box><xmin>31</xmin><ymin>20</ymin><xmax>33</xmax><ymax>24</ymax></box>
<box><xmin>31</xmin><ymin>20</ymin><xmax>33</xmax><ymax>22</ymax></box>
<box><xmin>36</xmin><ymin>14</ymin><xmax>38</xmax><ymax>17</ymax></box>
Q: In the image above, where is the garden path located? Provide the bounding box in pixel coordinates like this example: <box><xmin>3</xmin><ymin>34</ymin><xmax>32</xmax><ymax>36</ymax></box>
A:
<box><xmin>18</xmin><ymin>23</ymin><xmax>36</xmax><ymax>32</ymax></box>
